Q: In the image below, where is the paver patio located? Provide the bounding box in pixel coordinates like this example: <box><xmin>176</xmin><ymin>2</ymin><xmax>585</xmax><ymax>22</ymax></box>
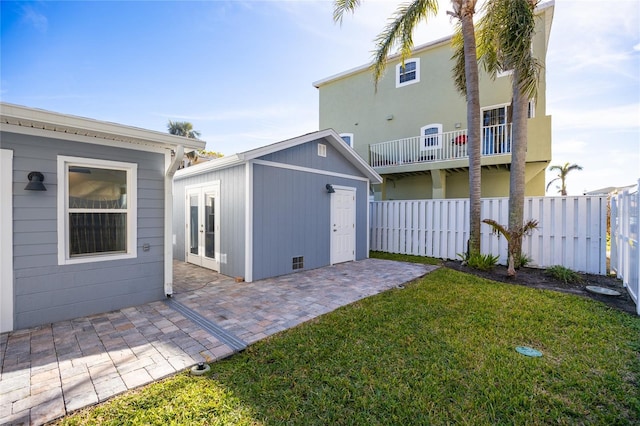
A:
<box><xmin>0</xmin><ymin>258</ymin><xmax>434</xmax><ymax>425</ymax></box>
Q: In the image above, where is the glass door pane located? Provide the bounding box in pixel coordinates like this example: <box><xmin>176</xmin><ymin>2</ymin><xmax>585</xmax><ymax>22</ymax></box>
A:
<box><xmin>189</xmin><ymin>194</ymin><xmax>199</xmax><ymax>255</ymax></box>
<box><xmin>204</xmin><ymin>194</ymin><xmax>215</xmax><ymax>259</ymax></box>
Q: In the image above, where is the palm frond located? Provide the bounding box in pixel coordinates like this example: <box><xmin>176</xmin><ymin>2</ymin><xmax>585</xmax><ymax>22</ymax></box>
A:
<box><xmin>333</xmin><ymin>0</ymin><xmax>362</xmax><ymax>24</ymax></box>
<box><xmin>370</xmin><ymin>0</ymin><xmax>438</xmax><ymax>88</ymax></box>
<box><xmin>546</xmin><ymin>177</ymin><xmax>560</xmax><ymax>192</ymax></box>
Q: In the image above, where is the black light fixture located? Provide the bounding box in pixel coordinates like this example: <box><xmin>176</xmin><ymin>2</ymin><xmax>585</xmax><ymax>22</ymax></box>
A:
<box><xmin>25</xmin><ymin>171</ymin><xmax>47</xmax><ymax>191</ymax></box>
<box><xmin>326</xmin><ymin>184</ymin><xmax>335</xmax><ymax>193</ymax></box>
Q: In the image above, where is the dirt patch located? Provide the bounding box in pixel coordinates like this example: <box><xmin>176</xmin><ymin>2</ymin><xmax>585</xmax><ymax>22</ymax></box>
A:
<box><xmin>443</xmin><ymin>260</ymin><xmax>637</xmax><ymax>316</ymax></box>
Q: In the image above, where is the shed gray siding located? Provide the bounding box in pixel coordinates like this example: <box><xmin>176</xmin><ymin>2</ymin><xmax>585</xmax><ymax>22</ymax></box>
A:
<box><xmin>251</xmin><ymin>163</ymin><xmax>369</xmax><ymax>281</ymax></box>
<box><xmin>173</xmin><ymin>164</ymin><xmax>246</xmax><ymax>279</ymax></box>
<box><xmin>259</xmin><ymin>138</ymin><xmax>365</xmax><ymax>177</ymax></box>
<box><xmin>1</xmin><ymin>131</ymin><xmax>166</xmax><ymax>329</ymax></box>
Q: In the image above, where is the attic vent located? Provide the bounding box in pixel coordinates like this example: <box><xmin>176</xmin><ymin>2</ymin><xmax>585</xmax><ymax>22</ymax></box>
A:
<box><xmin>292</xmin><ymin>256</ymin><xmax>304</xmax><ymax>270</ymax></box>
<box><xmin>317</xmin><ymin>143</ymin><xmax>327</xmax><ymax>157</ymax></box>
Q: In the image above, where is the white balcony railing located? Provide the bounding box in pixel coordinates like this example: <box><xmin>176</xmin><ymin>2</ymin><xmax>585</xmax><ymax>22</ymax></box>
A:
<box><xmin>369</xmin><ymin>124</ymin><xmax>512</xmax><ymax>168</ymax></box>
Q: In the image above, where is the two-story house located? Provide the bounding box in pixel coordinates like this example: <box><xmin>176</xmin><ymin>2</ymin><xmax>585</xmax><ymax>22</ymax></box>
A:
<box><xmin>314</xmin><ymin>1</ymin><xmax>554</xmax><ymax>200</ymax></box>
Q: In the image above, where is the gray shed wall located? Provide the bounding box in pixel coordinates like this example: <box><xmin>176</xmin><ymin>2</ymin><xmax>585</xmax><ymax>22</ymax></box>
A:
<box><xmin>251</xmin><ymin>164</ymin><xmax>369</xmax><ymax>281</ymax></box>
<box><xmin>259</xmin><ymin>138</ymin><xmax>366</xmax><ymax>177</ymax></box>
<box><xmin>1</xmin><ymin>131</ymin><xmax>166</xmax><ymax>329</ymax></box>
<box><xmin>172</xmin><ymin>164</ymin><xmax>246</xmax><ymax>279</ymax></box>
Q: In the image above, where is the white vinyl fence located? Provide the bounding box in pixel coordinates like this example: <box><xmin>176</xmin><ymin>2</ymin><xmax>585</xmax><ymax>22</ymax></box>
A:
<box><xmin>610</xmin><ymin>181</ymin><xmax>639</xmax><ymax>315</ymax></box>
<box><xmin>370</xmin><ymin>196</ymin><xmax>608</xmax><ymax>275</ymax></box>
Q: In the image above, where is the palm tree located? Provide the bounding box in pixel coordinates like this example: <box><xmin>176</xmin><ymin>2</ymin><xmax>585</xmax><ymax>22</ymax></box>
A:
<box><xmin>334</xmin><ymin>0</ymin><xmax>483</xmax><ymax>255</ymax></box>
<box><xmin>546</xmin><ymin>162</ymin><xmax>583</xmax><ymax>196</ymax></box>
<box><xmin>167</xmin><ymin>120</ymin><xmax>202</xmax><ymax>167</ymax></box>
<box><xmin>477</xmin><ymin>0</ymin><xmax>540</xmax><ymax>272</ymax></box>
<box><xmin>167</xmin><ymin>120</ymin><xmax>201</xmax><ymax>139</ymax></box>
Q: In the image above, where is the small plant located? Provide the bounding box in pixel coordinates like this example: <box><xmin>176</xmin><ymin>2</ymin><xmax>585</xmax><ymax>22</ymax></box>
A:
<box><xmin>482</xmin><ymin>219</ymin><xmax>539</xmax><ymax>277</ymax></box>
<box><xmin>466</xmin><ymin>252</ymin><xmax>499</xmax><ymax>271</ymax></box>
<box><xmin>546</xmin><ymin>265</ymin><xmax>583</xmax><ymax>284</ymax></box>
<box><xmin>515</xmin><ymin>253</ymin><xmax>532</xmax><ymax>269</ymax></box>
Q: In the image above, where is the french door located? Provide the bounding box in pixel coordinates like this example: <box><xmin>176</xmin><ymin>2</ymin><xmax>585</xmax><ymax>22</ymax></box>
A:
<box><xmin>186</xmin><ymin>182</ymin><xmax>220</xmax><ymax>271</ymax></box>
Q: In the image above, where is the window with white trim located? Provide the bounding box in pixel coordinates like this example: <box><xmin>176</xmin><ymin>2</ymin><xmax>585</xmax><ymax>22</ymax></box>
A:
<box><xmin>57</xmin><ymin>156</ymin><xmax>137</xmax><ymax>265</ymax></box>
<box><xmin>395</xmin><ymin>58</ymin><xmax>420</xmax><ymax>88</ymax></box>
<box><xmin>340</xmin><ymin>133</ymin><xmax>354</xmax><ymax>147</ymax></box>
<box><xmin>420</xmin><ymin>123</ymin><xmax>442</xmax><ymax>150</ymax></box>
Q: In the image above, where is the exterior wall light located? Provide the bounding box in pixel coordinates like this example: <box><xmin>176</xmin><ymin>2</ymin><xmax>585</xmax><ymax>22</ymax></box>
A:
<box><xmin>25</xmin><ymin>171</ymin><xmax>47</xmax><ymax>191</ymax></box>
<box><xmin>326</xmin><ymin>184</ymin><xmax>335</xmax><ymax>193</ymax></box>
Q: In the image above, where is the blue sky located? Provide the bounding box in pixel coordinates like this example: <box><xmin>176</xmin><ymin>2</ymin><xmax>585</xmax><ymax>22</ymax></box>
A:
<box><xmin>1</xmin><ymin>0</ymin><xmax>638</xmax><ymax>195</ymax></box>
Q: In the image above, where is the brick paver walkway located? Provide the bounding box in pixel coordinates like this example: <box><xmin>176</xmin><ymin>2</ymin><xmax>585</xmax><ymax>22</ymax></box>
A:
<box><xmin>0</xmin><ymin>258</ymin><xmax>435</xmax><ymax>425</ymax></box>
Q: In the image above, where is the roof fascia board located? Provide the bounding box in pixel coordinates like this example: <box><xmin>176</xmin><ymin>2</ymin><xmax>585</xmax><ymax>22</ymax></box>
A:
<box><xmin>322</xmin><ymin>129</ymin><xmax>383</xmax><ymax>184</ymax></box>
<box><xmin>1</xmin><ymin>123</ymin><xmax>170</xmax><ymax>155</ymax></box>
<box><xmin>173</xmin><ymin>154</ymin><xmax>244</xmax><ymax>179</ymax></box>
<box><xmin>239</xmin><ymin>129</ymin><xmax>337</xmax><ymax>161</ymax></box>
<box><xmin>238</xmin><ymin>129</ymin><xmax>381</xmax><ymax>183</ymax></box>
<box><xmin>174</xmin><ymin>129</ymin><xmax>382</xmax><ymax>184</ymax></box>
<box><xmin>1</xmin><ymin>103</ymin><xmax>205</xmax><ymax>151</ymax></box>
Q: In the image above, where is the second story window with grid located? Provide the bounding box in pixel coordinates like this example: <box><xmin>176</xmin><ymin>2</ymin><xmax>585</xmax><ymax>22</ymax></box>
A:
<box><xmin>396</xmin><ymin>59</ymin><xmax>420</xmax><ymax>88</ymax></box>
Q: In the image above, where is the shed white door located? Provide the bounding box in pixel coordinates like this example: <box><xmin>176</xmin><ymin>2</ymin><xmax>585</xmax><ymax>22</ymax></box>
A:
<box><xmin>330</xmin><ymin>187</ymin><xmax>356</xmax><ymax>265</ymax></box>
<box><xmin>186</xmin><ymin>183</ymin><xmax>220</xmax><ymax>271</ymax></box>
<box><xmin>0</xmin><ymin>149</ymin><xmax>13</xmax><ymax>332</ymax></box>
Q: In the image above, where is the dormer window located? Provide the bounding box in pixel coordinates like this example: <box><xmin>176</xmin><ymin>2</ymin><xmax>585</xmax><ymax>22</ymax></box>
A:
<box><xmin>396</xmin><ymin>59</ymin><xmax>420</xmax><ymax>88</ymax></box>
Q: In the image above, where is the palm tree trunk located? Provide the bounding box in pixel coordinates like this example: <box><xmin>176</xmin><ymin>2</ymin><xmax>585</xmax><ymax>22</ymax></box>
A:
<box><xmin>460</xmin><ymin>3</ymin><xmax>482</xmax><ymax>255</ymax></box>
<box><xmin>507</xmin><ymin>68</ymin><xmax>529</xmax><ymax>276</ymax></box>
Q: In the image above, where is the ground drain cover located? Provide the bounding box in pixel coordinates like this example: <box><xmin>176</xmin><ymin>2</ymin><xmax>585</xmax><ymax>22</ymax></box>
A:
<box><xmin>585</xmin><ymin>286</ymin><xmax>621</xmax><ymax>296</ymax></box>
<box><xmin>515</xmin><ymin>346</ymin><xmax>542</xmax><ymax>357</ymax></box>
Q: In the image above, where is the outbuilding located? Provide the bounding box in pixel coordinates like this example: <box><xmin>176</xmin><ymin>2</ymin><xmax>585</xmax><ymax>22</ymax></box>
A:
<box><xmin>0</xmin><ymin>103</ymin><xmax>205</xmax><ymax>332</ymax></box>
<box><xmin>172</xmin><ymin>129</ymin><xmax>382</xmax><ymax>283</ymax></box>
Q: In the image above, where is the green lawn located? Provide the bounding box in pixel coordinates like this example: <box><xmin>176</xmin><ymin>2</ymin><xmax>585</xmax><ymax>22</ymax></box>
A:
<box><xmin>58</xmin><ymin>256</ymin><xmax>640</xmax><ymax>425</ymax></box>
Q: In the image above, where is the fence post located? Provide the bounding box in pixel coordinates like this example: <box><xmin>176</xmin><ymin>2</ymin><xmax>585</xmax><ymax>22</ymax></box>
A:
<box><xmin>610</xmin><ymin>195</ymin><xmax>618</xmax><ymax>276</ymax></box>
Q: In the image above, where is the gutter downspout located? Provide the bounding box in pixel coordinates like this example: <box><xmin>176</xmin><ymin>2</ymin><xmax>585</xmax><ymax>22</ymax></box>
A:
<box><xmin>164</xmin><ymin>145</ymin><xmax>184</xmax><ymax>296</ymax></box>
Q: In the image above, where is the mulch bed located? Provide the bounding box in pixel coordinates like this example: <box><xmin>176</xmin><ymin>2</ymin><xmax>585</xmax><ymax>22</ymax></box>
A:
<box><xmin>443</xmin><ymin>260</ymin><xmax>638</xmax><ymax>316</ymax></box>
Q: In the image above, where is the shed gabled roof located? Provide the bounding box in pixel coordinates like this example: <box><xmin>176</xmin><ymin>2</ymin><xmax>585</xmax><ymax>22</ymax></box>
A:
<box><xmin>0</xmin><ymin>102</ymin><xmax>206</xmax><ymax>152</ymax></box>
<box><xmin>175</xmin><ymin>128</ymin><xmax>383</xmax><ymax>184</ymax></box>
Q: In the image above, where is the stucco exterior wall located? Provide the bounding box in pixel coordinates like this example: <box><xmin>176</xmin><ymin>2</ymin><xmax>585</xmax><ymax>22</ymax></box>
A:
<box><xmin>316</xmin><ymin>3</ymin><xmax>554</xmax><ymax>200</ymax></box>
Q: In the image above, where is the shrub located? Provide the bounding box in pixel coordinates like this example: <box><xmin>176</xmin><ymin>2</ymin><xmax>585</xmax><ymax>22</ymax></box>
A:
<box><xmin>466</xmin><ymin>253</ymin><xmax>499</xmax><ymax>271</ymax></box>
<box><xmin>546</xmin><ymin>265</ymin><xmax>583</xmax><ymax>284</ymax></box>
<box><xmin>515</xmin><ymin>253</ymin><xmax>532</xmax><ymax>269</ymax></box>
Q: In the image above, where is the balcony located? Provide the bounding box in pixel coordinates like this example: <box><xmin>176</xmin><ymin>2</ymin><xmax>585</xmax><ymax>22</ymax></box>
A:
<box><xmin>369</xmin><ymin>124</ymin><xmax>512</xmax><ymax>169</ymax></box>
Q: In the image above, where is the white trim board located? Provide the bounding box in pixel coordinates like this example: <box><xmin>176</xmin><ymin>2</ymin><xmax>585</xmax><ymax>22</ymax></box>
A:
<box><xmin>0</xmin><ymin>149</ymin><xmax>14</xmax><ymax>332</ymax></box>
<box><xmin>252</xmin><ymin>159</ymin><xmax>371</xmax><ymax>182</ymax></box>
<box><xmin>244</xmin><ymin>161</ymin><xmax>254</xmax><ymax>283</ymax></box>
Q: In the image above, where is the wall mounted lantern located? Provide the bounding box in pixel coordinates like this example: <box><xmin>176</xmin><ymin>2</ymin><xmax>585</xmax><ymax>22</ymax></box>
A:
<box><xmin>25</xmin><ymin>171</ymin><xmax>47</xmax><ymax>191</ymax></box>
<box><xmin>326</xmin><ymin>184</ymin><xmax>335</xmax><ymax>193</ymax></box>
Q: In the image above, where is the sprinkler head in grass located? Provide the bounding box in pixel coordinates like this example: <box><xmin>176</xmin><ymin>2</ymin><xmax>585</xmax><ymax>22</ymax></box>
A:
<box><xmin>515</xmin><ymin>346</ymin><xmax>542</xmax><ymax>357</ymax></box>
<box><xmin>190</xmin><ymin>362</ymin><xmax>211</xmax><ymax>375</ymax></box>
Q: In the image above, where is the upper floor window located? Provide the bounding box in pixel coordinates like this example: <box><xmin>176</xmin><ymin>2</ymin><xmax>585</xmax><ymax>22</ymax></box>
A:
<box><xmin>396</xmin><ymin>58</ymin><xmax>420</xmax><ymax>88</ymax></box>
<box><xmin>420</xmin><ymin>123</ymin><xmax>442</xmax><ymax>150</ymax></box>
<box><xmin>57</xmin><ymin>156</ymin><xmax>137</xmax><ymax>265</ymax></box>
<box><xmin>340</xmin><ymin>133</ymin><xmax>354</xmax><ymax>147</ymax></box>
<box><xmin>482</xmin><ymin>101</ymin><xmax>535</xmax><ymax>126</ymax></box>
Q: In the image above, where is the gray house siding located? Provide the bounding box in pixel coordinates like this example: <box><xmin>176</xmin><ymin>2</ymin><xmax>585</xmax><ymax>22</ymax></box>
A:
<box><xmin>173</xmin><ymin>164</ymin><xmax>246</xmax><ymax>279</ymax></box>
<box><xmin>2</xmin><ymin>131</ymin><xmax>165</xmax><ymax>329</ymax></box>
<box><xmin>251</xmin><ymin>163</ymin><xmax>369</xmax><ymax>281</ymax></box>
<box><xmin>259</xmin><ymin>138</ymin><xmax>364</xmax><ymax>177</ymax></box>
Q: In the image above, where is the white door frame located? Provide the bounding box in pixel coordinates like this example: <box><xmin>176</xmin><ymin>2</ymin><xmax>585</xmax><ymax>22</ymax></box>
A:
<box><xmin>330</xmin><ymin>185</ymin><xmax>356</xmax><ymax>265</ymax></box>
<box><xmin>185</xmin><ymin>182</ymin><xmax>220</xmax><ymax>271</ymax></box>
<box><xmin>1</xmin><ymin>149</ymin><xmax>14</xmax><ymax>333</ymax></box>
